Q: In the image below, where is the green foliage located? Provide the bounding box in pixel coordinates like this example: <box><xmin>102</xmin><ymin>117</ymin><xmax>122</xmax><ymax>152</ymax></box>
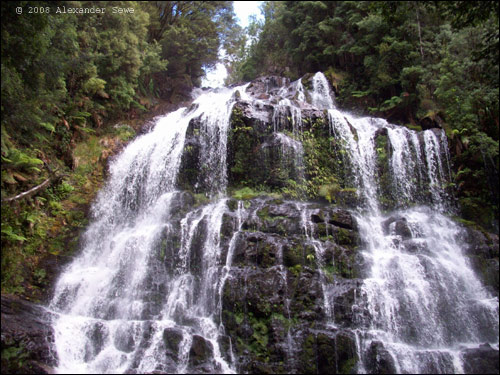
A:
<box><xmin>228</xmin><ymin>0</ymin><xmax>498</xmax><ymax>230</ymax></box>
<box><xmin>1</xmin><ymin>1</ymin><xmax>242</xmax><ymax>297</ymax></box>
<box><xmin>1</xmin><ymin>133</ymin><xmax>104</xmax><ymax>296</ymax></box>
<box><xmin>2</xmin><ymin>149</ymin><xmax>44</xmax><ymax>174</ymax></box>
<box><xmin>113</xmin><ymin>124</ymin><xmax>136</xmax><ymax>141</ymax></box>
<box><xmin>1</xmin><ymin>225</ymin><xmax>27</xmax><ymax>243</ymax></box>
<box><xmin>232</xmin><ymin>187</ymin><xmax>259</xmax><ymax>200</ymax></box>
<box><xmin>142</xmin><ymin>1</ymin><xmax>240</xmax><ymax>97</ymax></box>
<box><xmin>1</xmin><ymin>344</ymin><xmax>29</xmax><ymax>371</ymax></box>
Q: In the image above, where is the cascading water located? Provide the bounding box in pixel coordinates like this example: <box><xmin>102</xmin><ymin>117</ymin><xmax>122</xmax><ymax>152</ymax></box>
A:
<box><xmin>47</xmin><ymin>71</ymin><xmax>498</xmax><ymax>374</ymax></box>
<box><xmin>311</xmin><ymin>72</ymin><xmax>335</xmax><ymax>110</ymax></box>
<box><xmin>49</xmin><ymin>86</ymin><xmax>248</xmax><ymax>374</ymax></box>
<box><xmin>267</xmin><ymin>72</ymin><xmax>498</xmax><ymax>373</ymax></box>
<box><xmin>324</xmin><ymin>81</ymin><xmax>498</xmax><ymax>373</ymax></box>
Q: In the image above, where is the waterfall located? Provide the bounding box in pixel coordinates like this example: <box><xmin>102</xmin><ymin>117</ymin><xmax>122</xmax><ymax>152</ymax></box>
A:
<box><xmin>311</xmin><ymin>72</ymin><xmax>335</xmax><ymax>110</ymax></box>
<box><xmin>49</xmin><ymin>86</ymin><xmax>247</xmax><ymax>374</ymax></box>
<box><xmin>323</xmin><ymin>76</ymin><xmax>498</xmax><ymax>372</ymax></box>
<box><xmin>48</xmin><ymin>72</ymin><xmax>498</xmax><ymax>374</ymax></box>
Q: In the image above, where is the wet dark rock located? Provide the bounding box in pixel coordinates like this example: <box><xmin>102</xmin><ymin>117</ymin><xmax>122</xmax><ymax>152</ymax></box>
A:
<box><xmin>335</xmin><ymin>331</ymin><xmax>359</xmax><ymax>374</ymax></box>
<box><xmin>163</xmin><ymin>327</ymin><xmax>184</xmax><ymax>361</ymax></box>
<box><xmin>232</xmin><ymin>232</ymin><xmax>282</xmax><ymax>268</ymax></box>
<box><xmin>221</xmin><ymin>212</ymin><xmax>237</xmax><ymax>239</ymax></box>
<box><xmin>245</xmin><ymin>76</ymin><xmax>290</xmax><ymax>98</ymax></box>
<box><xmin>217</xmin><ymin>334</ymin><xmax>233</xmax><ymax>363</ymax></box>
<box><xmin>213</xmin><ymin>195</ymin><xmax>366</xmax><ymax>373</ymax></box>
<box><xmin>188</xmin><ymin>216</ymin><xmax>208</xmax><ymax>277</ymax></box>
<box><xmin>413</xmin><ymin>350</ymin><xmax>456</xmax><ymax>374</ymax></box>
<box><xmin>374</xmin><ymin>127</ymin><xmax>388</xmax><ymax>138</ymax></box>
<box><xmin>402</xmin><ymin>239</ymin><xmax>430</xmax><ymax>255</ymax></box>
<box><xmin>169</xmin><ymin>191</ymin><xmax>195</xmax><ymax>218</ymax></box>
<box><xmin>366</xmin><ymin>340</ymin><xmax>397</xmax><ymax>374</ymax></box>
<box><xmin>188</xmin><ymin>335</ymin><xmax>214</xmax><ymax>367</ymax></box>
<box><xmin>316</xmin><ymin>331</ymin><xmax>337</xmax><ymax>374</ymax></box>
<box><xmin>1</xmin><ymin>294</ymin><xmax>57</xmax><ymax>374</ymax></box>
<box><xmin>84</xmin><ymin>321</ymin><xmax>107</xmax><ymax>361</ymax></box>
<box><xmin>461</xmin><ymin>343</ymin><xmax>499</xmax><ymax>374</ymax></box>
<box><xmin>328</xmin><ymin>209</ymin><xmax>357</xmax><ymax>231</ymax></box>
<box><xmin>462</xmin><ymin>227</ymin><xmax>499</xmax><ymax>296</ymax></box>
<box><xmin>223</xmin><ymin>267</ymin><xmax>288</xmax><ymax>318</ymax></box>
<box><xmin>419</xmin><ymin>116</ymin><xmax>442</xmax><ymax>130</ymax></box>
<box><xmin>114</xmin><ymin>325</ymin><xmax>136</xmax><ymax>353</ymax></box>
<box><xmin>267</xmin><ymin>201</ymin><xmax>301</xmax><ymax>219</ymax></box>
<box><xmin>293</xmin><ymin>328</ymin><xmax>358</xmax><ymax>374</ymax></box>
<box><xmin>290</xmin><ymin>269</ymin><xmax>325</xmax><ymax>321</ymax></box>
<box><xmin>177</xmin><ymin>127</ymin><xmax>202</xmax><ymax>192</ymax></box>
<box><xmin>382</xmin><ymin>216</ymin><xmax>412</xmax><ymax>239</ymax></box>
<box><xmin>331</xmin><ymin>279</ymin><xmax>364</xmax><ymax>326</ymax></box>
<box><xmin>138</xmin><ymin>118</ymin><xmax>157</xmax><ymax>135</ymax></box>
<box><xmin>232</xmin><ymin>99</ymin><xmax>273</xmax><ymax>124</ymax></box>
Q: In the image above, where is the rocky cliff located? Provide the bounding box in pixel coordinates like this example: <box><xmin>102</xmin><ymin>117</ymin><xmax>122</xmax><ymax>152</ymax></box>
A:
<box><xmin>3</xmin><ymin>74</ymin><xmax>498</xmax><ymax>374</ymax></box>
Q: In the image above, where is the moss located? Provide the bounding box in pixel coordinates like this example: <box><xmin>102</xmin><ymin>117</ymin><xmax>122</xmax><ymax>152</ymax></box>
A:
<box><xmin>336</xmin><ymin>333</ymin><xmax>359</xmax><ymax>374</ymax></box>
<box><xmin>193</xmin><ymin>193</ymin><xmax>210</xmax><ymax>207</ymax></box>
<box><xmin>1</xmin><ymin>344</ymin><xmax>30</xmax><ymax>373</ymax></box>
<box><xmin>300</xmin><ymin>121</ymin><xmax>347</xmax><ymax>202</ymax></box>
<box><xmin>158</xmin><ymin>239</ymin><xmax>167</xmax><ymax>260</ymax></box>
<box><xmin>374</xmin><ymin>132</ymin><xmax>395</xmax><ymax>210</ymax></box>
<box><xmin>72</xmin><ymin>135</ymin><xmax>103</xmax><ymax>175</ymax></box>
<box><xmin>113</xmin><ymin>124</ymin><xmax>136</xmax><ymax>141</ymax></box>
<box><xmin>228</xmin><ymin>106</ymin><xmax>264</xmax><ymax>187</ymax></box>
<box><xmin>324</xmin><ymin>67</ymin><xmax>347</xmax><ymax>94</ymax></box>
<box><xmin>301</xmin><ymin>73</ymin><xmax>314</xmax><ymax>90</ymax></box>
<box><xmin>335</xmin><ymin>228</ymin><xmax>353</xmax><ymax>246</ymax></box>
<box><xmin>340</xmin><ymin>357</ymin><xmax>358</xmax><ymax>374</ymax></box>
<box><xmin>226</xmin><ymin>199</ymin><xmax>238</xmax><ymax>211</ymax></box>
<box><xmin>403</xmin><ymin>123</ymin><xmax>422</xmax><ymax>132</ymax></box>
<box><xmin>257</xmin><ymin>206</ymin><xmax>270</xmax><ymax>220</ymax></box>
<box><xmin>270</xmin><ymin>198</ymin><xmax>284</xmax><ymax>205</ymax></box>
<box><xmin>233</xmin><ymin>187</ymin><xmax>259</xmax><ymax>200</ymax></box>
<box><xmin>290</xmin><ymin>264</ymin><xmax>303</xmax><ymax>277</ymax></box>
<box><xmin>300</xmin><ymin>333</ymin><xmax>317</xmax><ymax>373</ymax></box>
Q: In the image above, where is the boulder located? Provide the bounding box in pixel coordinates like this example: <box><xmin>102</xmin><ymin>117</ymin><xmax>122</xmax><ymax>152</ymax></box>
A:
<box><xmin>365</xmin><ymin>340</ymin><xmax>397</xmax><ymax>374</ymax></box>
<box><xmin>188</xmin><ymin>335</ymin><xmax>214</xmax><ymax>367</ymax></box>
<box><xmin>462</xmin><ymin>227</ymin><xmax>499</xmax><ymax>296</ymax></box>
<box><xmin>461</xmin><ymin>343</ymin><xmax>499</xmax><ymax>374</ymax></box>
<box><xmin>382</xmin><ymin>216</ymin><xmax>412</xmax><ymax>239</ymax></box>
<box><xmin>163</xmin><ymin>327</ymin><xmax>184</xmax><ymax>361</ymax></box>
<box><xmin>1</xmin><ymin>294</ymin><xmax>57</xmax><ymax>374</ymax></box>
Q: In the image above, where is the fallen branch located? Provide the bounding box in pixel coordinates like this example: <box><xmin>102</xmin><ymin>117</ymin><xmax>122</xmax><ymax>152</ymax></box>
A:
<box><xmin>1</xmin><ymin>178</ymin><xmax>52</xmax><ymax>203</ymax></box>
<box><xmin>2</xmin><ymin>163</ymin><xmax>68</xmax><ymax>203</ymax></box>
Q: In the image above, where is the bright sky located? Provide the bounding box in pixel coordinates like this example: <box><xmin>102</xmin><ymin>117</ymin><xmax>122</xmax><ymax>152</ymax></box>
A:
<box><xmin>233</xmin><ymin>1</ymin><xmax>263</xmax><ymax>28</ymax></box>
<box><xmin>202</xmin><ymin>1</ymin><xmax>263</xmax><ymax>88</ymax></box>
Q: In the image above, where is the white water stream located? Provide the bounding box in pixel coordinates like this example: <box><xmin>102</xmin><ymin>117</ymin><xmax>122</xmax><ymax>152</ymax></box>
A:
<box><xmin>325</xmin><ymin>86</ymin><xmax>498</xmax><ymax>373</ymax></box>
<box><xmin>48</xmin><ymin>73</ymin><xmax>498</xmax><ymax>374</ymax></box>
<box><xmin>50</xmin><ymin>86</ymin><xmax>247</xmax><ymax>374</ymax></box>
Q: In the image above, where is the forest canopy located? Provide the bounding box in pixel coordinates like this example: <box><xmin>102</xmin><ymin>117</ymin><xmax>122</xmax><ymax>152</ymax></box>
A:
<box><xmin>1</xmin><ymin>1</ymin><xmax>498</xmax><ymax>295</ymax></box>
<box><xmin>227</xmin><ymin>0</ymin><xmax>498</xmax><ymax>229</ymax></box>
<box><xmin>1</xmin><ymin>1</ymin><xmax>242</xmax><ymax>293</ymax></box>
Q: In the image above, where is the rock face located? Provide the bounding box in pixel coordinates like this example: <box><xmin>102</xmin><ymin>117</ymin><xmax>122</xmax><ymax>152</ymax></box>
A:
<box><xmin>218</xmin><ymin>197</ymin><xmax>363</xmax><ymax>373</ymax></box>
<box><xmin>461</xmin><ymin>343</ymin><xmax>499</xmax><ymax>374</ymax></box>
<box><xmin>461</xmin><ymin>227</ymin><xmax>499</xmax><ymax>296</ymax></box>
<box><xmin>365</xmin><ymin>341</ymin><xmax>397</xmax><ymax>374</ymax></box>
<box><xmin>1</xmin><ymin>294</ymin><xmax>57</xmax><ymax>374</ymax></box>
<box><xmin>149</xmin><ymin>192</ymin><xmax>364</xmax><ymax>374</ymax></box>
<box><xmin>8</xmin><ymin>73</ymin><xmax>498</xmax><ymax>374</ymax></box>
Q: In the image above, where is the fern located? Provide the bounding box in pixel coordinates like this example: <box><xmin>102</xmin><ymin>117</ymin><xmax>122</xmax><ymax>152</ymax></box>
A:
<box><xmin>1</xmin><ymin>226</ymin><xmax>27</xmax><ymax>242</ymax></box>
